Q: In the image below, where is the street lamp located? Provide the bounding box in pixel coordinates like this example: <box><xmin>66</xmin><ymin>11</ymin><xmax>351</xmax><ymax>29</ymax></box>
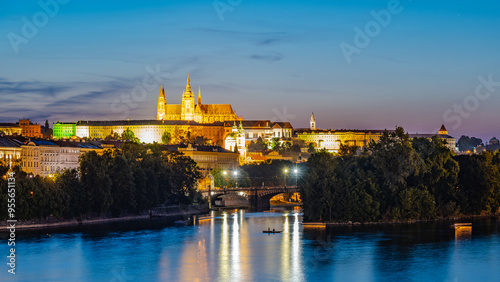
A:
<box><xmin>293</xmin><ymin>168</ymin><xmax>298</xmax><ymax>187</ymax></box>
<box><xmin>233</xmin><ymin>170</ymin><xmax>238</xmax><ymax>188</ymax></box>
<box><xmin>284</xmin><ymin>169</ymin><xmax>288</xmax><ymax>188</ymax></box>
<box><xmin>223</xmin><ymin>170</ymin><xmax>227</xmax><ymax>193</ymax></box>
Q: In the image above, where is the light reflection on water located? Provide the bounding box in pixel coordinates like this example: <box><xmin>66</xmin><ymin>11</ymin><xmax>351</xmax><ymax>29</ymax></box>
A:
<box><xmin>1</xmin><ymin>210</ymin><xmax>499</xmax><ymax>281</ymax></box>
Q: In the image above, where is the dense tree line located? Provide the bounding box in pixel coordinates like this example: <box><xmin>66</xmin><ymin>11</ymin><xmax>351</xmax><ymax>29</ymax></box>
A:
<box><xmin>247</xmin><ymin>137</ymin><xmax>301</xmax><ymax>154</ymax></box>
<box><xmin>209</xmin><ymin>160</ymin><xmax>303</xmax><ymax>188</ymax></box>
<box><xmin>105</xmin><ymin>128</ymin><xmax>140</xmax><ymax>143</ymax></box>
<box><xmin>301</xmin><ymin>127</ymin><xmax>500</xmax><ymax>223</ymax></box>
<box><xmin>241</xmin><ymin>160</ymin><xmax>302</xmax><ymax>187</ymax></box>
<box><xmin>457</xmin><ymin>135</ymin><xmax>483</xmax><ymax>152</ymax></box>
<box><xmin>211</xmin><ymin>168</ymin><xmax>251</xmax><ymax>188</ymax></box>
<box><xmin>0</xmin><ymin>143</ymin><xmax>201</xmax><ymax>221</ymax></box>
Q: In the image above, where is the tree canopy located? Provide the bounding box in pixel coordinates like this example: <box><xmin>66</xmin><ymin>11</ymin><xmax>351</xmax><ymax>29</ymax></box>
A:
<box><xmin>0</xmin><ymin>142</ymin><xmax>202</xmax><ymax>220</ymax></box>
<box><xmin>301</xmin><ymin>127</ymin><xmax>500</xmax><ymax>223</ymax></box>
<box><xmin>457</xmin><ymin>135</ymin><xmax>483</xmax><ymax>152</ymax></box>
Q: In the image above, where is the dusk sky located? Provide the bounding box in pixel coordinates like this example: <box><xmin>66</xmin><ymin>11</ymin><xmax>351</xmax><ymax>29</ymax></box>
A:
<box><xmin>1</xmin><ymin>0</ymin><xmax>499</xmax><ymax>142</ymax></box>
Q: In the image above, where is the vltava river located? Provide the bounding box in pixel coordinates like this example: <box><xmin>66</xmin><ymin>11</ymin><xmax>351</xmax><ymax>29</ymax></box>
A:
<box><xmin>2</xmin><ymin>209</ymin><xmax>500</xmax><ymax>281</ymax></box>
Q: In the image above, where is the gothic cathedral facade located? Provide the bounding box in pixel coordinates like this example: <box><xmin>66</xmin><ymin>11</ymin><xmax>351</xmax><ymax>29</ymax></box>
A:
<box><xmin>157</xmin><ymin>76</ymin><xmax>242</xmax><ymax>123</ymax></box>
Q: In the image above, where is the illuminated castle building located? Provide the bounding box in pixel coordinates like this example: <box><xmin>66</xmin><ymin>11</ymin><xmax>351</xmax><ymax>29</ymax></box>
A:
<box><xmin>297</xmin><ymin>114</ymin><xmax>456</xmax><ymax>153</ymax></box>
<box><xmin>157</xmin><ymin>76</ymin><xmax>242</xmax><ymax>123</ymax></box>
<box><xmin>224</xmin><ymin>121</ymin><xmax>247</xmax><ymax>162</ymax></box>
<box><xmin>75</xmin><ymin>120</ymin><xmax>227</xmax><ymax>145</ymax></box>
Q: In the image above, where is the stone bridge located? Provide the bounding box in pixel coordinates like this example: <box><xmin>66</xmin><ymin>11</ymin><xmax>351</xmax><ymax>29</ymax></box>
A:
<box><xmin>208</xmin><ymin>186</ymin><xmax>299</xmax><ymax>211</ymax></box>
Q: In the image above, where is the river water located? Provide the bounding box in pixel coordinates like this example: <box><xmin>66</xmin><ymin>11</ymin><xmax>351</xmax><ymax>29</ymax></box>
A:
<box><xmin>1</xmin><ymin>208</ymin><xmax>500</xmax><ymax>281</ymax></box>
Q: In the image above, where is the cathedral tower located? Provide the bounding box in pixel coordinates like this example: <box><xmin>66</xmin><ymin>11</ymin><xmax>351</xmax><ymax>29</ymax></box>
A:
<box><xmin>154</xmin><ymin>76</ymin><xmax>239</xmax><ymax>123</ymax></box>
<box><xmin>438</xmin><ymin>124</ymin><xmax>448</xmax><ymax>135</ymax></box>
<box><xmin>181</xmin><ymin>75</ymin><xmax>195</xmax><ymax>121</ymax></box>
<box><xmin>198</xmin><ymin>86</ymin><xmax>202</xmax><ymax>105</ymax></box>
<box><xmin>310</xmin><ymin>112</ymin><xmax>316</xmax><ymax>130</ymax></box>
<box><xmin>157</xmin><ymin>84</ymin><xmax>166</xmax><ymax>120</ymax></box>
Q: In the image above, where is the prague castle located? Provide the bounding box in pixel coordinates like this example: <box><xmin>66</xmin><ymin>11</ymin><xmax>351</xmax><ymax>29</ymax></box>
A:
<box><xmin>157</xmin><ymin>76</ymin><xmax>242</xmax><ymax>123</ymax></box>
<box><xmin>297</xmin><ymin>113</ymin><xmax>456</xmax><ymax>152</ymax></box>
<box><xmin>37</xmin><ymin>78</ymin><xmax>456</xmax><ymax>168</ymax></box>
<box><xmin>1</xmin><ymin>76</ymin><xmax>460</xmax><ymax>178</ymax></box>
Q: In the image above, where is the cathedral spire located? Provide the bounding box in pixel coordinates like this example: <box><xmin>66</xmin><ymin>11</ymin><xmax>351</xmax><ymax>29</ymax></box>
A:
<box><xmin>186</xmin><ymin>75</ymin><xmax>191</xmax><ymax>92</ymax></box>
<box><xmin>239</xmin><ymin>120</ymin><xmax>244</xmax><ymax>133</ymax></box>
<box><xmin>161</xmin><ymin>84</ymin><xmax>166</xmax><ymax>102</ymax></box>
<box><xmin>198</xmin><ymin>86</ymin><xmax>202</xmax><ymax>105</ymax></box>
<box><xmin>163</xmin><ymin>84</ymin><xmax>166</xmax><ymax>103</ymax></box>
<box><xmin>310</xmin><ymin>112</ymin><xmax>316</xmax><ymax>130</ymax></box>
<box><xmin>157</xmin><ymin>84</ymin><xmax>167</xmax><ymax>120</ymax></box>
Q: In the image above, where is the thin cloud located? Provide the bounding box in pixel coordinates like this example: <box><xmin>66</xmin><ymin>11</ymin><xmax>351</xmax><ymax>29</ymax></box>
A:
<box><xmin>188</xmin><ymin>28</ymin><xmax>292</xmax><ymax>46</ymax></box>
<box><xmin>0</xmin><ymin>75</ymin><xmax>158</xmax><ymax>123</ymax></box>
<box><xmin>249</xmin><ymin>54</ymin><xmax>284</xmax><ymax>62</ymax></box>
<box><xmin>0</xmin><ymin>78</ymin><xmax>72</xmax><ymax>98</ymax></box>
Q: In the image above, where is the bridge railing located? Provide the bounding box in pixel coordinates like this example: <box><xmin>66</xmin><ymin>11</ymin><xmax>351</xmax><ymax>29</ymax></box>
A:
<box><xmin>200</xmin><ymin>186</ymin><xmax>299</xmax><ymax>193</ymax></box>
<box><xmin>223</xmin><ymin>186</ymin><xmax>298</xmax><ymax>191</ymax></box>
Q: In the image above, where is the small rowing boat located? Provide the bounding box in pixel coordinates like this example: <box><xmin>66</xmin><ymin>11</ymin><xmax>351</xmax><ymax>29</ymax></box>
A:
<box><xmin>263</xmin><ymin>228</ymin><xmax>282</xmax><ymax>234</ymax></box>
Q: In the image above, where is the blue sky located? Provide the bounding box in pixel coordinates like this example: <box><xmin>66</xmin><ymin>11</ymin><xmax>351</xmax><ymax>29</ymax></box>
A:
<box><xmin>1</xmin><ymin>0</ymin><xmax>499</xmax><ymax>142</ymax></box>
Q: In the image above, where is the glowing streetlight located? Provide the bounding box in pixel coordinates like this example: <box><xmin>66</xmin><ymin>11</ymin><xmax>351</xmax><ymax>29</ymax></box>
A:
<box><xmin>222</xmin><ymin>170</ymin><xmax>228</xmax><ymax>193</ymax></box>
<box><xmin>233</xmin><ymin>170</ymin><xmax>238</xmax><ymax>188</ymax></box>
<box><xmin>293</xmin><ymin>168</ymin><xmax>299</xmax><ymax>187</ymax></box>
<box><xmin>284</xmin><ymin>169</ymin><xmax>288</xmax><ymax>187</ymax></box>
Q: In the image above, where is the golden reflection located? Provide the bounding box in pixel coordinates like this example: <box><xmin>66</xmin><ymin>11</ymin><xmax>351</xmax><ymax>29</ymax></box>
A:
<box><xmin>178</xmin><ymin>239</ymin><xmax>209</xmax><ymax>281</ymax></box>
<box><xmin>239</xmin><ymin>209</ymin><xmax>244</xmax><ymax>226</ymax></box>
<box><xmin>302</xmin><ymin>222</ymin><xmax>326</xmax><ymax>228</ymax></box>
<box><xmin>219</xmin><ymin>213</ymin><xmax>229</xmax><ymax>280</ymax></box>
<box><xmin>238</xmin><ymin>210</ymin><xmax>251</xmax><ymax>281</ymax></box>
<box><xmin>283</xmin><ymin>214</ymin><xmax>290</xmax><ymax>234</ymax></box>
<box><xmin>210</xmin><ymin>212</ymin><xmax>215</xmax><ymax>264</ymax></box>
<box><xmin>197</xmin><ymin>240</ymin><xmax>209</xmax><ymax>281</ymax></box>
<box><xmin>454</xmin><ymin>224</ymin><xmax>472</xmax><ymax>240</ymax></box>
<box><xmin>281</xmin><ymin>215</ymin><xmax>290</xmax><ymax>281</ymax></box>
<box><xmin>292</xmin><ymin>213</ymin><xmax>304</xmax><ymax>281</ymax></box>
<box><xmin>232</xmin><ymin>212</ymin><xmax>241</xmax><ymax>281</ymax></box>
<box><xmin>197</xmin><ymin>217</ymin><xmax>213</xmax><ymax>225</ymax></box>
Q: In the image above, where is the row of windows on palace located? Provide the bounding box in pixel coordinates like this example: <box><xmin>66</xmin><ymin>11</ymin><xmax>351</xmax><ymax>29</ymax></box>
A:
<box><xmin>1</xmin><ymin>141</ymin><xmax>239</xmax><ymax>177</ymax></box>
<box><xmin>56</xmin><ymin>123</ymin><xmax>292</xmax><ymax>139</ymax></box>
<box><xmin>22</xmin><ymin>148</ymin><xmax>79</xmax><ymax>156</ymax></box>
<box><xmin>81</xmin><ymin>130</ymin><xmax>287</xmax><ymax>139</ymax></box>
<box><xmin>190</xmin><ymin>155</ymin><xmax>236</xmax><ymax>163</ymax></box>
<box><xmin>2</xmin><ymin>151</ymin><xmax>84</xmax><ymax>160</ymax></box>
<box><xmin>24</xmin><ymin>162</ymin><xmax>75</xmax><ymax>173</ymax></box>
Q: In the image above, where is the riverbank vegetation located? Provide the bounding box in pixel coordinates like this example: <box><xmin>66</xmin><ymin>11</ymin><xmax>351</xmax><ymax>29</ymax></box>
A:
<box><xmin>301</xmin><ymin>127</ymin><xmax>500</xmax><ymax>223</ymax></box>
<box><xmin>0</xmin><ymin>143</ymin><xmax>202</xmax><ymax>221</ymax></box>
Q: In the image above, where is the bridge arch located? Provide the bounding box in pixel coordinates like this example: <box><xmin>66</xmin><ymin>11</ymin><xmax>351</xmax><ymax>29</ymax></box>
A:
<box><xmin>206</xmin><ymin>186</ymin><xmax>300</xmax><ymax>211</ymax></box>
<box><xmin>249</xmin><ymin>187</ymin><xmax>300</xmax><ymax>211</ymax></box>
